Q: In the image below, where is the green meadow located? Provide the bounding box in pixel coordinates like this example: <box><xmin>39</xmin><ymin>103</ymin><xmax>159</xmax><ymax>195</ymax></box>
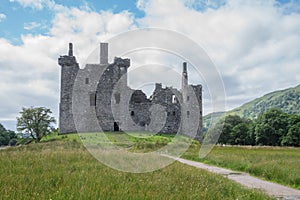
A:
<box><xmin>183</xmin><ymin>144</ymin><xmax>300</xmax><ymax>190</ymax></box>
<box><xmin>0</xmin><ymin>133</ymin><xmax>273</xmax><ymax>199</ymax></box>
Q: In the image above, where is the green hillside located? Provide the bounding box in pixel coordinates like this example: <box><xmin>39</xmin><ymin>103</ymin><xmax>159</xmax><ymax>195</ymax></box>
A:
<box><xmin>204</xmin><ymin>84</ymin><xmax>300</xmax><ymax>129</ymax></box>
<box><xmin>230</xmin><ymin>84</ymin><xmax>300</xmax><ymax>119</ymax></box>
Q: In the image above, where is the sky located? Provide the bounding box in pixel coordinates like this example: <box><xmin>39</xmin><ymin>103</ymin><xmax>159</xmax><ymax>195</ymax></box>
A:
<box><xmin>0</xmin><ymin>0</ymin><xmax>300</xmax><ymax>131</ymax></box>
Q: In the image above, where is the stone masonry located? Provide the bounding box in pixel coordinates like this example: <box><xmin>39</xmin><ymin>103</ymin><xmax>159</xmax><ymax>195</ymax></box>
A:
<box><xmin>58</xmin><ymin>43</ymin><xmax>203</xmax><ymax>141</ymax></box>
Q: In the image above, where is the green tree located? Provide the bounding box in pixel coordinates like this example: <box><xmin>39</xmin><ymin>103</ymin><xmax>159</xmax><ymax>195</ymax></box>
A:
<box><xmin>281</xmin><ymin>122</ymin><xmax>300</xmax><ymax>146</ymax></box>
<box><xmin>217</xmin><ymin>115</ymin><xmax>246</xmax><ymax>145</ymax></box>
<box><xmin>0</xmin><ymin>123</ymin><xmax>6</xmax><ymax>133</ymax></box>
<box><xmin>281</xmin><ymin>114</ymin><xmax>300</xmax><ymax>146</ymax></box>
<box><xmin>231</xmin><ymin>122</ymin><xmax>250</xmax><ymax>145</ymax></box>
<box><xmin>287</xmin><ymin>114</ymin><xmax>300</xmax><ymax>126</ymax></box>
<box><xmin>17</xmin><ymin>107</ymin><xmax>56</xmax><ymax>142</ymax></box>
<box><xmin>9</xmin><ymin>138</ymin><xmax>18</xmax><ymax>146</ymax></box>
<box><xmin>254</xmin><ymin>108</ymin><xmax>289</xmax><ymax>146</ymax></box>
<box><xmin>0</xmin><ymin>124</ymin><xmax>18</xmax><ymax>146</ymax></box>
<box><xmin>246</xmin><ymin>120</ymin><xmax>256</xmax><ymax>145</ymax></box>
<box><xmin>0</xmin><ymin>135</ymin><xmax>8</xmax><ymax>146</ymax></box>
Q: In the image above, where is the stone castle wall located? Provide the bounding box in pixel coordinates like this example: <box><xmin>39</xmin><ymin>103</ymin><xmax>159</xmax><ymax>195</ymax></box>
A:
<box><xmin>58</xmin><ymin>43</ymin><xmax>202</xmax><ymax>141</ymax></box>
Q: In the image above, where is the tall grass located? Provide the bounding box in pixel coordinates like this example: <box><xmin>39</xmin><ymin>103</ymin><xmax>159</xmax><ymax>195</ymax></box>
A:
<box><xmin>183</xmin><ymin>145</ymin><xmax>300</xmax><ymax>190</ymax></box>
<box><xmin>0</xmin><ymin>139</ymin><xmax>272</xmax><ymax>199</ymax></box>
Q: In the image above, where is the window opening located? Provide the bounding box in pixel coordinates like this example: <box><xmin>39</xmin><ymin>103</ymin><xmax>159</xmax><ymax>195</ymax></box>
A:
<box><xmin>90</xmin><ymin>92</ymin><xmax>96</xmax><ymax>106</ymax></box>
<box><xmin>114</xmin><ymin>93</ymin><xmax>120</xmax><ymax>104</ymax></box>
<box><xmin>172</xmin><ymin>95</ymin><xmax>177</xmax><ymax>103</ymax></box>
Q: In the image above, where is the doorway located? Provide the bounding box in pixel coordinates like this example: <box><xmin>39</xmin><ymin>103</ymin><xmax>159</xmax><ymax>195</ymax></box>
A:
<box><xmin>114</xmin><ymin>122</ymin><xmax>119</xmax><ymax>131</ymax></box>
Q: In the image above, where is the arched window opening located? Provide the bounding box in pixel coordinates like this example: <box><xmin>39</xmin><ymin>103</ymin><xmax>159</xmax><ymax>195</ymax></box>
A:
<box><xmin>172</xmin><ymin>95</ymin><xmax>177</xmax><ymax>103</ymax></box>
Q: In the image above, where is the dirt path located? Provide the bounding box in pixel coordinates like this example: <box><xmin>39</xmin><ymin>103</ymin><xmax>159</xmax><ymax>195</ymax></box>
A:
<box><xmin>164</xmin><ymin>155</ymin><xmax>300</xmax><ymax>200</ymax></box>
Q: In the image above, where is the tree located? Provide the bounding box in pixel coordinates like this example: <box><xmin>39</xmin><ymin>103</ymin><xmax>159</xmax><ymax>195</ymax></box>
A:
<box><xmin>281</xmin><ymin>122</ymin><xmax>300</xmax><ymax>146</ymax></box>
<box><xmin>231</xmin><ymin>122</ymin><xmax>250</xmax><ymax>145</ymax></box>
<box><xmin>17</xmin><ymin>107</ymin><xmax>56</xmax><ymax>142</ymax></box>
<box><xmin>225</xmin><ymin>116</ymin><xmax>240</xmax><ymax>145</ymax></box>
<box><xmin>213</xmin><ymin>115</ymin><xmax>254</xmax><ymax>145</ymax></box>
<box><xmin>280</xmin><ymin>114</ymin><xmax>300</xmax><ymax>146</ymax></box>
<box><xmin>9</xmin><ymin>138</ymin><xmax>18</xmax><ymax>146</ymax></box>
<box><xmin>0</xmin><ymin>123</ymin><xmax>6</xmax><ymax>133</ymax></box>
<box><xmin>254</xmin><ymin>108</ymin><xmax>289</xmax><ymax>146</ymax></box>
<box><xmin>0</xmin><ymin>124</ymin><xmax>18</xmax><ymax>146</ymax></box>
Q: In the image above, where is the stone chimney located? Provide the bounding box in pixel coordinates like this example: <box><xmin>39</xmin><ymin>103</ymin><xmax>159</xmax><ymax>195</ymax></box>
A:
<box><xmin>100</xmin><ymin>43</ymin><xmax>108</xmax><ymax>64</ymax></box>
<box><xmin>155</xmin><ymin>83</ymin><xmax>162</xmax><ymax>90</ymax></box>
<box><xmin>68</xmin><ymin>43</ymin><xmax>73</xmax><ymax>56</ymax></box>
<box><xmin>182</xmin><ymin>62</ymin><xmax>188</xmax><ymax>90</ymax></box>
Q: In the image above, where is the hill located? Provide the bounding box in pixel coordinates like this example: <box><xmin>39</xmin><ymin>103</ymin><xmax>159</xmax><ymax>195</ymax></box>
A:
<box><xmin>204</xmin><ymin>84</ymin><xmax>300</xmax><ymax>129</ymax></box>
<box><xmin>230</xmin><ymin>84</ymin><xmax>300</xmax><ymax>118</ymax></box>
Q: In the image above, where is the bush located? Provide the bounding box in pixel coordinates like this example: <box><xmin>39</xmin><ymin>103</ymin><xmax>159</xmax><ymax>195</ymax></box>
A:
<box><xmin>9</xmin><ymin>138</ymin><xmax>18</xmax><ymax>146</ymax></box>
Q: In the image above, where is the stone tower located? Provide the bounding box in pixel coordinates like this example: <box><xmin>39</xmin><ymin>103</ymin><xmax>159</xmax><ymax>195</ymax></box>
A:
<box><xmin>180</xmin><ymin>62</ymin><xmax>203</xmax><ymax>141</ymax></box>
<box><xmin>58</xmin><ymin>43</ymin><xmax>79</xmax><ymax>134</ymax></box>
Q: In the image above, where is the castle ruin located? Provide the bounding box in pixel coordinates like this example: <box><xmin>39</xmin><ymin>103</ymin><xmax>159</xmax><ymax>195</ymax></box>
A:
<box><xmin>58</xmin><ymin>43</ymin><xmax>203</xmax><ymax>141</ymax></box>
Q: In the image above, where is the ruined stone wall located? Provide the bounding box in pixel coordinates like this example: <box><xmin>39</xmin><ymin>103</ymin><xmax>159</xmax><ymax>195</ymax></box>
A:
<box><xmin>129</xmin><ymin>90</ymin><xmax>151</xmax><ymax>131</ymax></box>
<box><xmin>151</xmin><ymin>84</ymin><xmax>182</xmax><ymax>134</ymax></box>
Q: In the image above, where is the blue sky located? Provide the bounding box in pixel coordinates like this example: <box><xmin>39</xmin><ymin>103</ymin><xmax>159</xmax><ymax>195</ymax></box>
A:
<box><xmin>0</xmin><ymin>0</ymin><xmax>300</xmax><ymax>131</ymax></box>
<box><xmin>0</xmin><ymin>0</ymin><xmax>145</xmax><ymax>45</ymax></box>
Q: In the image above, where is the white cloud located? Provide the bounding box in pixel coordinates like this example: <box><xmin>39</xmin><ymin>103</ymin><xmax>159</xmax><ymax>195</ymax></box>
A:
<box><xmin>2</xmin><ymin>0</ymin><xmax>300</xmax><ymax>130</ymax></box>
<box><xmin>137</xmin><ymin>0</ymin><xmax>300</xmax><ymax>110</ymax></box>
<box><xmin>24</xmin><ymin>22</ymin><xmax>42</xmax><ymax>30</ymax></box>
<box><xmin>9</xmin><ymin>0</ymin><xmax>45</xmax><ymax>10</ymax></box>
<box><xmin>9</xmin><ymin>0</ymin><xmax>63</xmax><ymax>10</ymax></box>
<box><xmin>0</xmin><ymin>36</ymin><xmax>59</xmax><ymax>118</ymax></box>
<box><xmin>0</xmin><ymin>13</ymin><xmax>6</xmax><ymax>22</ymax></box>
<box><xmin>49</xmin><ymin>7</ymin><xmax>136</xmax><ymax>65</ymax></box>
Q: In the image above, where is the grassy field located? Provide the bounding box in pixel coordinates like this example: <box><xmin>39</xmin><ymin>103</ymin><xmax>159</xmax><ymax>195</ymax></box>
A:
<box><xmin>0</xmin><ymin>133</ymin><xmax>273</xmax><ymax>199</ymax></box>
<box><xmin>41</xmin><ymin>132</ymin><xmax>300</xmax><ymax>189</ymax></box>
<box><xmin>183</xmin><ymin>144</ymin><xmax>300</xmax><ymax>190</ymax></box>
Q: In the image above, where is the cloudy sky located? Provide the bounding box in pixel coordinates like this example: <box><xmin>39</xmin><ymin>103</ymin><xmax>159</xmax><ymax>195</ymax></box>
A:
<box><xmin>0</xmin><ymin>0</ymin><xmax>299</xmax><ymax>131</ymax></box>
